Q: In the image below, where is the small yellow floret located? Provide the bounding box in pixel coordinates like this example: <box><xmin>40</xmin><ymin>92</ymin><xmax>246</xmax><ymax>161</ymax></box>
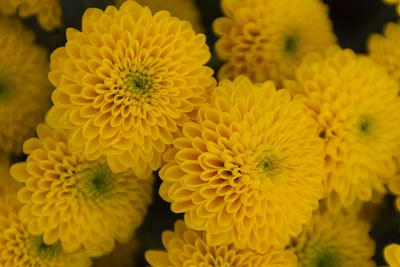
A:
<box><xmin>145</xmin><ymin>220</ymin><xmax>297</xmax><ymax>266</ymax></box>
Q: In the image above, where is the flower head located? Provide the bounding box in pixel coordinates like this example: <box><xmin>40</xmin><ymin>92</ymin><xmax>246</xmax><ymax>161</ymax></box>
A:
<box><xmin>292</xmin><ymin>209</ymin><xmax>375</xmax><ymax>267</ymax></box>
<box><xmin>368</xmin><ymin>22</ymin><xmax>400</xmax><ymax>84</ymax></box>
<box><xmin>0</xmin><ymin>0</ymin><xmax>62</xmax><ymax>31</ymax></box>
<box><xmin>0</xmin><ymin>17</ymin><xmax>52</xmax><ymax>154</ymax></box>
<box><xmin>384</xmin><ymin>244</ymin><xmax>400</xmax><ymax>267</ymax></box>
<box><xmin>115</xmin><ymin>0</ymin><xmax>203</xmax><ymax>33</ymax></box>
<box><xmin>0</xmin><ymin>195</ymin><xmax>91</xmax><ymax>266</ymax></box>
<box><xmin>159</xmin><ymin>76</ymin><xmax>325</xmax><ymax>252</ymax></box>
<box><xmin>145</xmin><ymin>220</ymin><xmax>297</xmax><ymax>267</ymax></box>
<box><xmin>47</xmin><ymin>1</ymin><xmax>215</xmax><ymax>177</ymax></box>
<box><xmin>286</xmin><ymin>46</ymin><xmax>400</xmax><ymax>212</ymax></box>
<box><xmin>10</xmin><ymin>123</ymin><xmax>154</xmax><ymax>256</ymax></box>
<box><xmin>213</xmin><ymin>0</ymin><xmax>336</xmax><ymax>86</ymax></box>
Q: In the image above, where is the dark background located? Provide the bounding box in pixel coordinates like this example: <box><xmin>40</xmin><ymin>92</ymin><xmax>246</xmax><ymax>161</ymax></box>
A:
<box><xmin>17</xmin><ymin>0</ymin><xmax>400</xmax><ymax>265</ymax></box>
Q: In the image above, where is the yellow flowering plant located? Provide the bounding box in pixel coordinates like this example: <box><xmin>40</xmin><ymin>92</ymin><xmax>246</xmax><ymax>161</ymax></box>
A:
<box><xmin>2</xmin><ymin>0</ymin><xmax>400</xmax><ymax>266</ymax></box>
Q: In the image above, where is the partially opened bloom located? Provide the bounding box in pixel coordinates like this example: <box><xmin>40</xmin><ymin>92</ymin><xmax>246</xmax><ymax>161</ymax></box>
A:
<box><xmin>0</xmin><ymin>0</ymin><xmax>62</xmax><ymax>32</ymax></box>
<box><xmin>47</xmin><ymin>0</ymin><xmax>215</xmax><ymax>177</ymax></box>
<box><xmin>385</xmin><ymin>244</ymin><xmax>400</xmax><ymax>267</ymax></box>
<box><xmin>213</xmin><ymin>0</ymin><xmax>336</xmax><ymax>86</ymax></box>
<box><xmin>160</xmin><ymin>76</ymin><xmax>325</xmax><ymax>252</ymax></box>
<box><xmin>115</xmin><ymin>0</ymin><xmax>203</xmax><ymax>33</ymax></box>
<box><xmin>145</xmin><ymin>220</ymin><xmax>297</xmax><ymax>267</ymax></box>
<box><xmin>0</xmin><ymin>195</ymin><xmax>91</xmax><ymax>267</ymax></box>
<box><xmin>368</xmin><ymin>22</ymin><xmax>400</xmax><ymax>84</ymax></box>
<box><xmin>0</xmin><ymin>17</ymin><xmax>52</xmax><ymax>154</ymax></box>
<box><xmin>292</xmin><ymin>209</ymin><xmax>375</xmax><ymax>267</ymax></box>
<box><xmin>10</xmin><ymin>124</ymin><xmax>154</xmax><ymax>256</ymax></box>
<box><xmin>286</xmin><ymin>46</ymin><xmax>400</xmax><ymax>212</ymax></box>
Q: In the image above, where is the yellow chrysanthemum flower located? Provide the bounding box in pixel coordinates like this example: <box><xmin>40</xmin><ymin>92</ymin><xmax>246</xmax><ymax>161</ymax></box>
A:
<box><xmin>385</xmin><ymin>244</ymin><xmax>400</xmax><ymax>267</ymax></box>
<box><xmin>115</xmin><ymin>0</ymin><xmax>203</xmax><ymax>33</ymax></box>
<box><xmin>382</xmin><ymin>0</ymin><xmax>400</xmax><ymax>14</ymax></box>
<box><xmin>0</xmin><ymin>195</ymin><xmax>91</xmax><ymax>267</ymax></box>
<box><xmin>9</xmin><ymin>123</ymin><xmax>154</xmax><ymax>256</ymax></box>
<box><xmin>145</xmin><ymin>220</ymin><xmax>297</xmax><ymax>267</ymax></box>
<box><xmin>47</xmin><ymin>1</ymin><xmax>216</xmax><ymax>177</ymax></box>
<box><xmin>285</xmin><ymin>46</ymin><xmax>400</xmax><ymax>212</ymax></box>
<box><xmin>159</xmin><ymin>76</ymin><xmax>325</xmax><ymax>252</ymax></box>
<box><xmin>292</xmin><ymin>209</ymin><xmax>375</xmax><ymax>267</ymax></box>
<box><xmin>0</xmin><ymin>17</ymin><xmax>52</xmax><ymax>154</ymax></box>
<box><xmin>92</xmin><ymin>237</ymin><xmax>138</xmax><ymax>267</ymax></box>
<box><xmin>0</xmin><ymin>0</ymin><xmax>62</xmax><ymax>32</ymax></box>
<box><xmin>369</xmin><ymin>22</ymin><xmax>400</xmax><ymax>84</ymax></box>
<box><xmin>213</xmin><ymin>0</ymin><xmax>336</xmax><ymax>87</ymax></box>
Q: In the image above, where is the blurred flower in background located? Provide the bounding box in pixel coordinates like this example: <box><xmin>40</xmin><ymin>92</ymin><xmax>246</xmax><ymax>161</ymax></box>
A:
<box><xmin>0</xmin><ymin>17</ymin><xmax>52</xmax><ymax>155</ymax></box>
<box><xmin>0</xmin><ymin>0</ymin><xmax>62</xmax><ymax>31</ymax></box>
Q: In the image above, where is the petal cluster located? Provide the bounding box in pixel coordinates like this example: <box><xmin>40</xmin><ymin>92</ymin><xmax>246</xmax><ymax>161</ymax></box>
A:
<box><xmin>368</xmin><ymin>22</ymin><xmax>400</xmax><ymax>84</ymax></box>
<box><xmin>160</xmin><ymin>76</ymin><xmax>325</xmax><ymax>252</ymax></box>
<box><xmin>115</xmin><ymin>0</ymin><xmax>203</xmax><ymax>33</ymax></box>
<box><xmin>286</xmin><ymin>46</ymin><xmax>400</xmax><ymax>211</ymax></box>
<box><xmin>0</xmin><ymin>17</ymin><xmax>52</xmax><ymax>154</ymax></box>
<box><xmin>292</xmin><ymin>209</ymin><xmax>376</xmax><ymax>267</ymax></box>
<box><xmin>47</xmin><ymin>0</ymin><xmax>215</xmax><ymax>177</ymax></box>
<box><xmin>0</xmin><ymin>195</ymin><xmax>91</xmax><ymax>267</ymax></box>
<box><xmin>0</xmin><ymin>0</ymin><xmax>62</xmax><ymax>31</ymax></box>
<box><xmin>10</xmin><ymin>124</ymin><xmax>154</xmax><ymax>256</ymax></box>
<box><xmin>385</xmin><ymin>244</ymin><xmax>400</xmax><ymax>267</ymax></box>
<box><xmin>145</xmin><ymin>220</ymin><xmax>297</xmax><ymax>267</ymax></box>
<box><xmin>213</xmin><ymin>0</ymin><xmax>336</xmax><ymax>86</ymax></box>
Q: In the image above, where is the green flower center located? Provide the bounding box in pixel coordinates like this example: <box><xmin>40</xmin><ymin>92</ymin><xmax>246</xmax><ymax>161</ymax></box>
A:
<box><xmin>126</xmin><ymin>72</ymin><xmax>153</xmax><ymax>95</ymax></box>
<box><xmin>259</xmin><ymin>158</ymin><xmax>275</xmax><ymax>172</ymax></box>
<box><xmin>30</xmin><ymin>235</ymin><xmax>61</xmax><ymax>260</ymax></box>
<box><xmin>284</xmin><ymin>33</ymin><xmax>298</xmax><ymax>55</ymax></box>
<box><xmin>356</xmin><ymin>115</ymin><xmax>373</xmax><ymax>137</ymax></box>
<box><xmin>306</xmin><ymin>246</ymin><xmax>343</xmax><ymax>267</ymax></box>
<box><xmin>257</xmin><ymin>153</ymin><xmax>279</xmax><ymax>176</ymax></box>
<box><xmin>81</xmin><ymin>163</ymin><xmax>114</xmax><ymax>199</ymax></box>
